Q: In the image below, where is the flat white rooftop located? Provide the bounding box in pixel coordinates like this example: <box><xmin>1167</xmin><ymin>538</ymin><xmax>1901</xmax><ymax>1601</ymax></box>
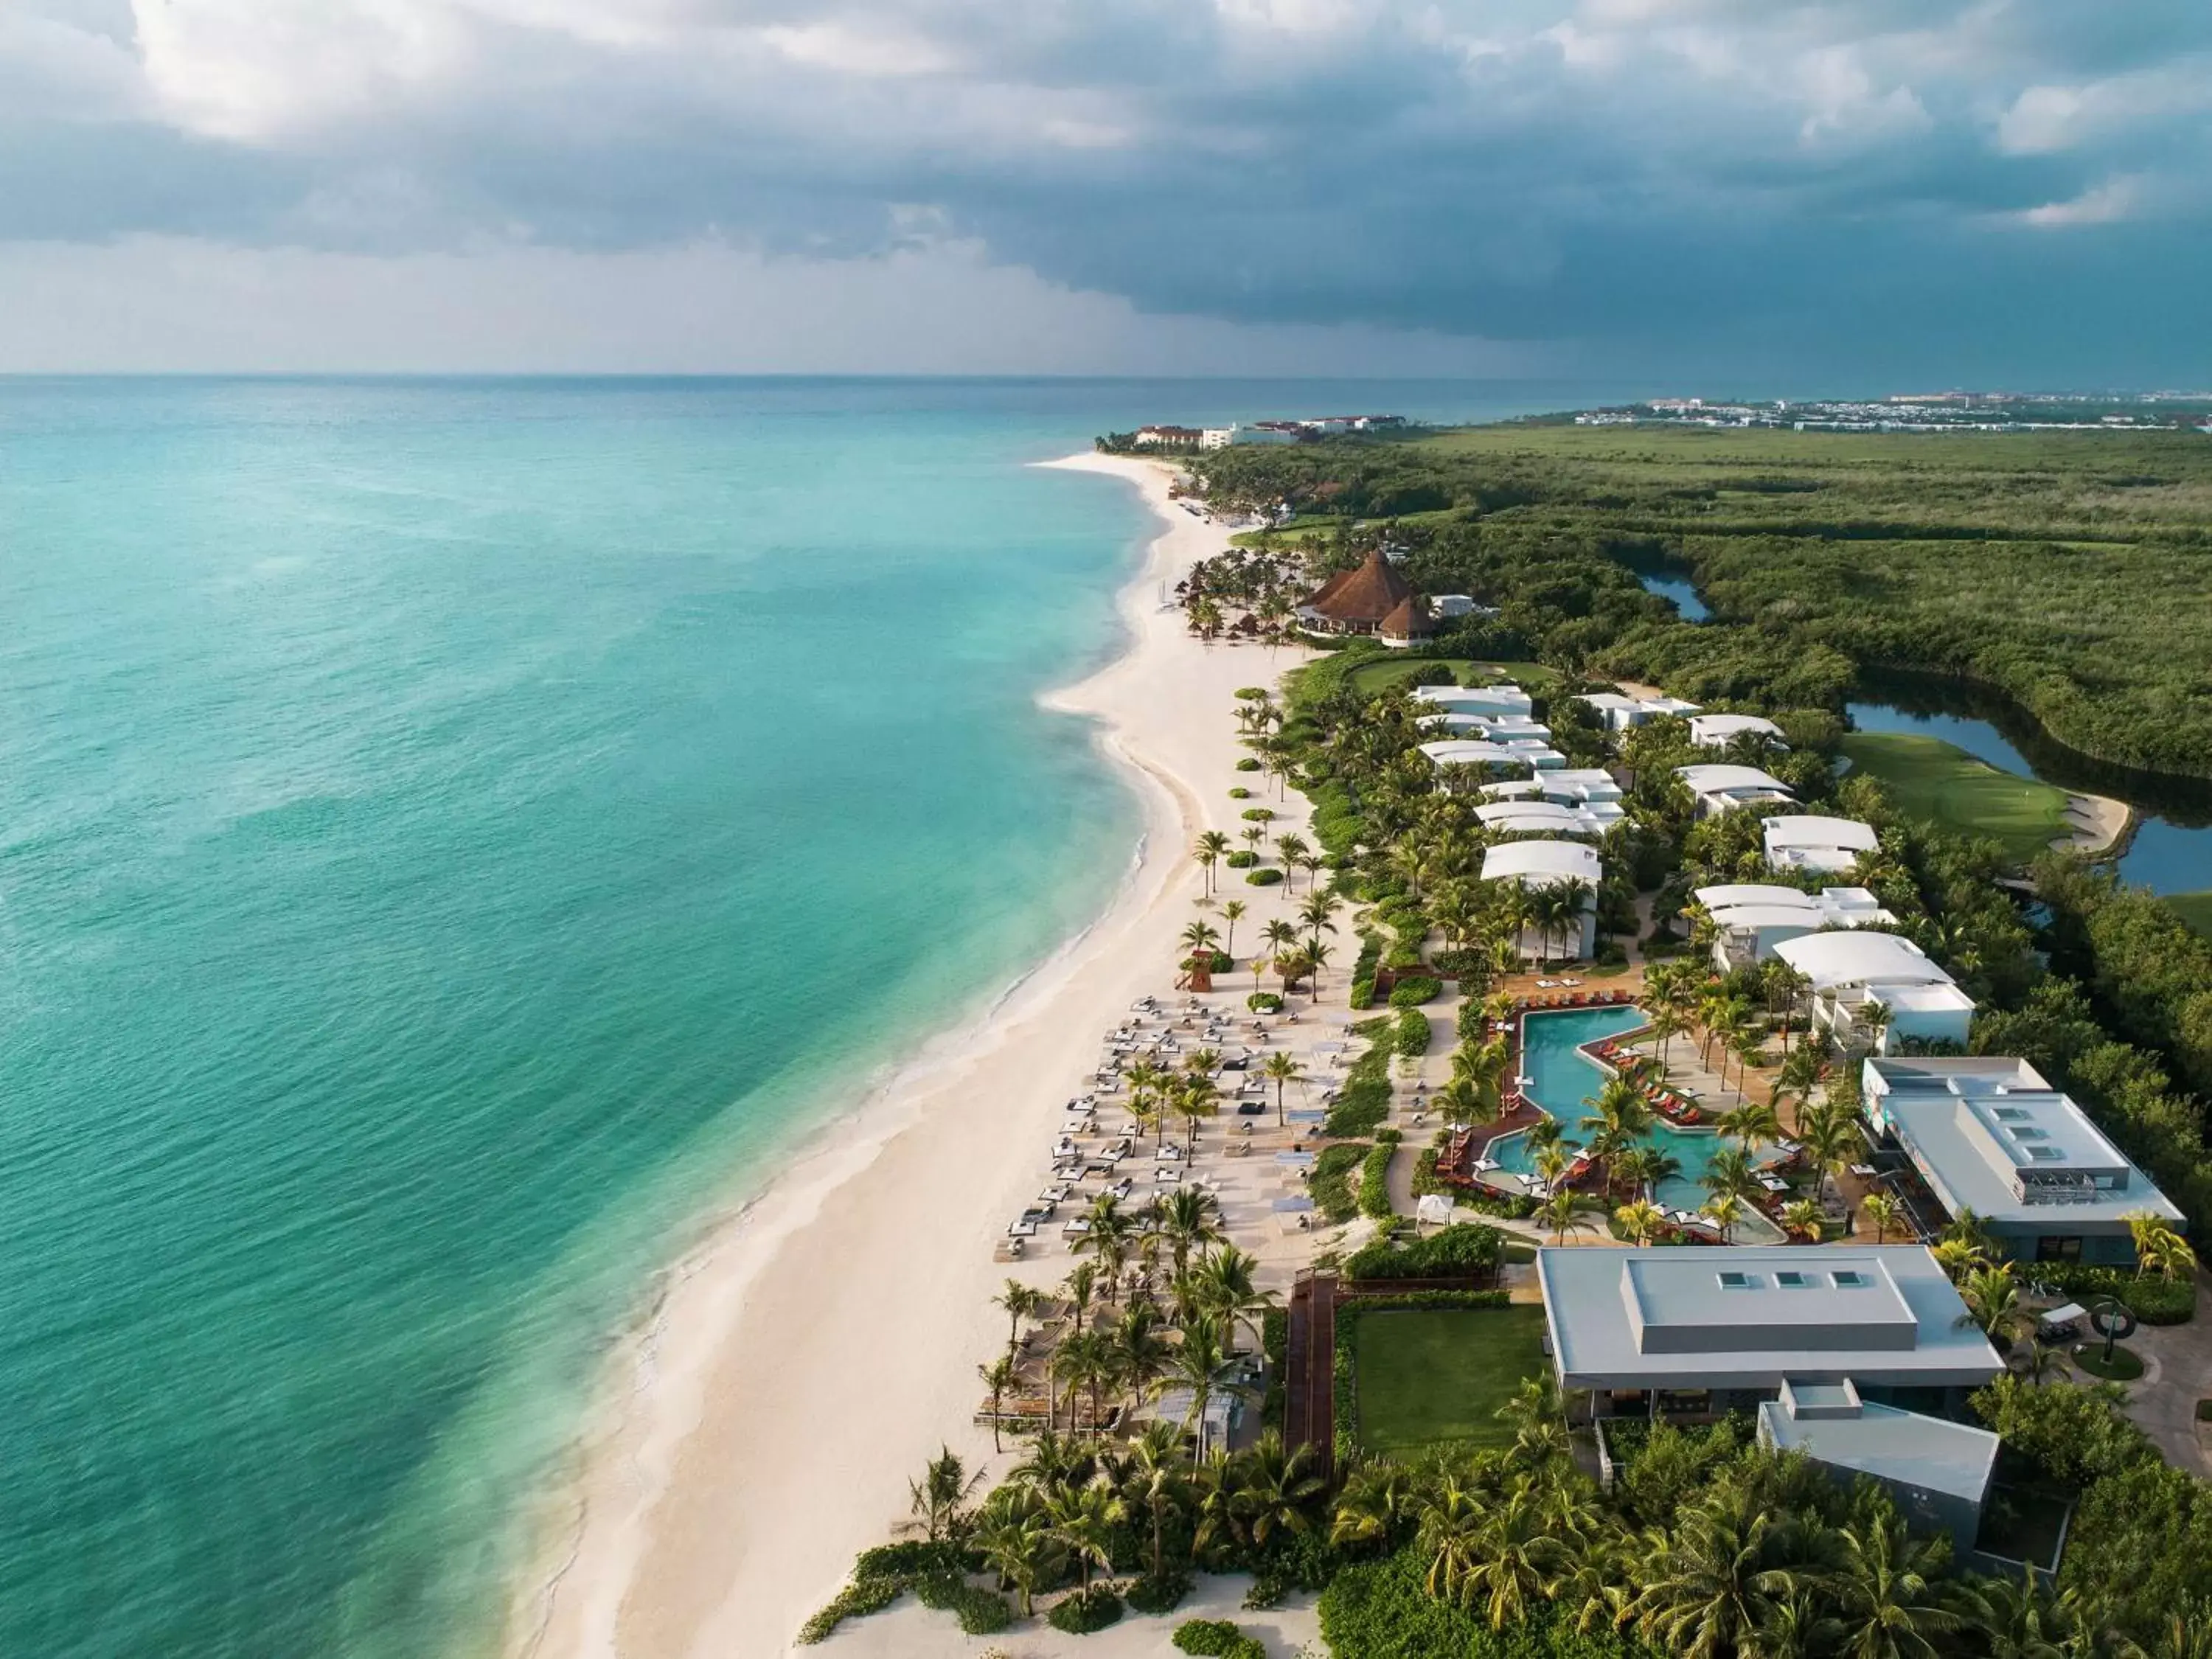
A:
<box><xmin>1759</xmin><ymin>1385</ymin><xmax>2000</xmax><ymax>1506</ymax></box>
<box><xmin>1864</xmin><ymin>1057</ymin><xmax>2185</xmax><ymax>1226</ymax></box>
<box><xmin>1412</xmin><ymin>684</ymin><xmax>1533</xmax><ymax>713</ymax></box>
<box><xmin>1539</xmin><ymin>1245</ymin><xmax>2003</xmax><ymax>1391</ymax></box>
<box><xmin>1691</xmin><ymin>713</ymin><xmax>1785</xmax><ymax>747</ymax></box>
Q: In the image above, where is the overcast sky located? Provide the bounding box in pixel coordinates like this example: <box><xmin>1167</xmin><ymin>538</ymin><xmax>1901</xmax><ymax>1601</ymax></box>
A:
<box><xmin>4</xmin><ymin>1</ymin><xmax>2208</xmax><ymax>382</ymax></box>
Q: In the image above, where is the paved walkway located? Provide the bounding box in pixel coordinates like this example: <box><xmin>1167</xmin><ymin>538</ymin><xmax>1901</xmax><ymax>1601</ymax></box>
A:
<box><xmin>2113</xmin><ymin>1269</ymin><xmax>2212</xmax><ymax>1476</ymax></box>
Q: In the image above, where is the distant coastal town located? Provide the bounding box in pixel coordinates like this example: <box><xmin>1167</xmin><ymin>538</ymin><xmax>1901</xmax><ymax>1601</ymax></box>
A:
<box><xmin>1564</xmin><ymin>392</ymin><xmax>2212</xmax><ymax>434</ymax></box>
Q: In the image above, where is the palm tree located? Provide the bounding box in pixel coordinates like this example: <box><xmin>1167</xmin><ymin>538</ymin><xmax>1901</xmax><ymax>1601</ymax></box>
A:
<box><xmin>1796</xmin><ymin>1101</ymin><xmax>1857</xmax><ymax>1206</ymax></box>
<box><xmin>1829</xmin><ymin>1512</ymin><xmax>1966</xmax><ymax>1658</ymax></box>
<box><xmin>1538</xmin><ymin>1188</ymin><xmax>1596</xmax><ymax>1245</ymax></box>
<box><xmin>974</xmin><ymin>1489</ymin><xmax>1060</xmax><ymax>1618</ymax></box>
<box><xmin>1646</xmin><ymin>1004</ymin><xmax>1687</xmax><ymax>1071</ymax></box>
<box><xmin>1298</xmin><ymin>890</ymin><xmax>1342</xmax><ymax>958</ymax></box>
<box><xmin>1615</xmin><ymin>1198</ymin><xmax>1668</xmax><ymax>1245</ymax></box>
<box><xmin>1180</xmin><ymin>918</ymin><xmax>1222</xmax><ymax>960</ymax></box>
<box><xmin>1260</xmin><ymin>917</ymin><xmax>1298</xmax><ymax>973</ymax></box>
<box><xmin>1273</xmin><ymin>832</ymin><xmax>1310</xmax><ymax>893</ymax></box>
<box><xmin>1219</xmin><ymin>899</ymin><xmax>1247</xmax><ymax>959</ymax></box>
<box><xmin>1167</xmin><ymin>1313</ymin><xmax>1256</xmax><ymax>1458</ymax></box>
<box><xmin>1194</xmin><ymin>1242</ymin><xmax>1279</xmax><ymax>1355</ymax></box>
<box><xmin>1178</xmin><ymin>1076</ymin><xmax>1220</xmax><ymax>1153</ymax></box>
<box><xmin>1194</xmin><ymin>830</ymin><xmax>1231</xmax><ymax>896</ymax></box>
<box><xmin>1627</xmin><ymin>1488</ymin><xmax>1811</xmax><ymax>1657</ymax></box>
<box><xmin>1417</xmin><ymin>1475</ymin><xmax>1489</xmax><ymax>1606</ymax></box>
<box><xmin>1495</xmin><ymin>1374</ymin><xmax>1570</xmax><ymax>1467</ymax></box>
<box><xmin>1329</xmin><ymin>1455</ymin><xmax>1419</xmax><ymax>1552</ymax></box>
<box><xmin>1461</xmin><ymin>1476</ymin><xmax>1576</xmax><ymax>1631</ymax></box>
<box><xmin>1045</xmin><ymin>1478</ymin><xmax>1125</xmax><ymax>1598</ymax></box>
<box><xmin>1229</xmin><ymin>1429</ymin><xmax>1326</xmax><ymax>1548</ymax></box>
<box><xmin>2126</xmin><ymin>1211</ymin><xmax>2199</xmax><ymax>1281</ymax></box>
<box><xmin>1123</xmin><ymin>1420</ymin><xmax>1189</xmax><ymax>1584</ymax></box>
<box><xmin>2013</xmin><ymin>1332</ymin><xmax>2073</xmax><ymax>1388</ymax></box>
<box><xmin>1551</xmin><ymin>877</ymin><xmax>1596</xmax><ymax>961</ymax></box>
<box><xmin>1960</xmin><ymin>1264</ymin><xmax>2027</xmax><ymax>1348</ymax></box>
<box><xmin>1062</xmin><ymin>1261</ymin><xmax>1099</xmax><ymax>1335</ymax></box>
<box><xmin>1860</xmin><ymin>1191</ymin><xmax>1905</xmax><ymax>1244</ymax></box>
<box><xmin>1526</xmin><ymin>884</ymin><xmax>1568</xmax><ymax>970</ymax></box>
<box><xmin>977</xmin><ymin>1355</ymin><xmax>1018</xmax><ymax>1453</ymax></box>
<box><xmin>995</xmin><ymin>1279</ymin><xmax>1045</xmax><ymax>1365</ymax></box>
<box><xmin>1581</xmin><ymin>1077</ymin><xmax>1654</xmax><ymax>1197</ymax></box>
<box><xmin>1703</xmin><ymin>1144</ymin><xmax>1759</xmax><ymax>1205</ymax></box>
<box><xmin>1781</xmin><ymin>1198</ymin><xmax>1825</xmax><ymax>1242</ymax></box>
<box><xmin>1716</xmin><ymin>1099</ymin><xmax>1782</xmax><ymax>1156</ymax></box>
<box><xmin>1260</xmin><ymin>1051</ymin><xmax>1304</xmax><ymax>1129</ymax></box>
<box><xmin>1701</xmin><ymin>1191</ymin><xmax>1745</xmax><ymax>1244</ymax></box>
<box><xmin>1155</xmin><ymin>1186</ymin><xmax>1225</xmax><ymax>1279</ymax></box>
<box><xmin>1112</xmin><ymin>1301</ymin><xmax>1173</xmax><ymax>1413</ymax></box>
<box><xmin>905</xmin><ymin>1445</ymin><xmax>985</xmax><ymax>1545</ymax></box>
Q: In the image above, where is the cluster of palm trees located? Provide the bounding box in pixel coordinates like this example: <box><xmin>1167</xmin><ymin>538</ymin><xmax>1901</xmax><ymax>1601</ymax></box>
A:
<box><xmin>1326</xmin><ymin>1382</ymin><xmax>2112</xmax><ymax>1659</ymax></box>
<box><xmin>1178</xmin><ymin>883</ymin><xmax>1343</xmax><ymax>1009</ymax></box>
<box><xmin>1178</xmin><ymin>550</ymin><xmax>1305</xmax><ymax>647</ymax></box>
<box><xmin>984</xmin><ymin>1189</ymin><xmax>1278</xmax><ymax>1454</ymax></box>
<box><xmin>956</xmin><ymin>1419</ymin><xmax>1328</xmax><ymax>1617</ymax></box>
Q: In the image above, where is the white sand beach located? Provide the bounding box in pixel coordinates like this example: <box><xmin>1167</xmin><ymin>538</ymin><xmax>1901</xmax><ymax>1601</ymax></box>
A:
<box><xmin>507</xmin><ymin>454</ymin><xmax>1326</xmax><ymax>1659</ymax></box>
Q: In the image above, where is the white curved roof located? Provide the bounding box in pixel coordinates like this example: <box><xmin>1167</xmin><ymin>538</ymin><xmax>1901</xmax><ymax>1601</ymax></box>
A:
<box><xmin>1695</xmin><ymin>883</ymin><xmax>1819</xmax><ymax>911</ymax></box>
<box><xmin>1773</xmin><ymin>931</ymin><xmax>1952</xmax><ymax>990</ymax></box>
<box><xmin>1708</xmin><ymin>905</ymin><xmax>1832</xmax><ymax>931</ymax></box>
<box><xmin>1764</xmin><ymin>815</ymin><xmax>1880</xmax><ymax>852</ymax></box>
<box><xmin>1480</xmin><ymin>779</ymin><xmax>1545</xmax><ymax>800</ymax></box>
<box><xmin>1677</xmin><ymin>763</ymin><xmax>1792</xmax><ymax>793</ymax></box>
<box><xmin>1412</xmin><ymin>685</ymin><xmax>1533</xmax><ymax>713</ymax></box>
<box><xmin>1691</xmin><ymin>713</ymin><xmax>1784</xmax><ymax>742</ymax></box>
<box><xmin>1482</xmin><ymin>840</ymin><xmax>1603</xmax><ymax>885</ymax></box>
<box><xmin>1421</xmin><ymin>740</ymin><xmax>1526</xmax><ymax>768</ymax></box>
<box><xmin>1478</xmin><ymin>802</ymin><xmax>1599</xmax><ymax>837</ymax></box>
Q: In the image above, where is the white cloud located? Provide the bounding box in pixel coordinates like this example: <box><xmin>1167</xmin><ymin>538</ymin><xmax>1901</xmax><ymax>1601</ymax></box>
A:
<box><xmin>2017</xmin><ymin>173</ymin><xmax>2142</xmax><ymax>228</ymax></box>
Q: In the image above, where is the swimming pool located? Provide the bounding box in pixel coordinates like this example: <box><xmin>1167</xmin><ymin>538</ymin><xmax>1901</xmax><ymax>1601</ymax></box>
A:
<box><xmin>1489</xmin><ymin>1005</ymin><xmax>1780</xmax><ymax>1212</ymax></box>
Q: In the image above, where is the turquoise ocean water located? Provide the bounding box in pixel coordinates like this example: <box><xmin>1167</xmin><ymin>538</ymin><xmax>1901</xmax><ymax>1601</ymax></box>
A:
<box><xmin>0</xmin><ymin>378</ymin><xmax>1624</xmax><ymax>1657</ymax></box>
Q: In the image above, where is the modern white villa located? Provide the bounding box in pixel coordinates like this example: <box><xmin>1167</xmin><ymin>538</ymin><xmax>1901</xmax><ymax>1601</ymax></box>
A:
<box><xmin>1764</xmin><ymin>814</ymin><xmax>1881</xmax><ymax>876</ymax></box>
<box><xmin>1481</xmin><ymin>840</ymin><xmax>1602</xmax><ymax>957</ymax></box>
<box><xmin>1773</xmin><ymin>931</ymin><xmax>1977</xmax><ymax>1053</ymax></box>
<box><xmin>1860</xmin><ymin>1057</ymin><xmax>2185</xmax><ymax>1265</ymax></box>
<box><xmin>1575</xmin><ymin>690</ymin><xmax>1703</xmax><ymax>731</ymax></box>
<box><xmin>1677</xmin><ymin>762</ymin><xmax>1797</xmax><ymax>818</ymax></box>
<box><xmin>1757</xmin><ymin>1381</ymin><xmax>2000</xmax><ymax>1551</ymax></box>
<box><xmin>1692</xmin><ymin>883</ymin><xmax>1897</xmax><ymax>970</ymax></box>
<box><xmin>1477</xmin><ymin>799</ymin><xmax>1610</xmax><ymax>839</ymax></box>
<box><xmin>1419</xmin><ymin>737</ymin><xmax>1568</xmax><ymax>776</ymax></box>
<box><xmin>1411</xmin><ymin>683</ymin><xmax>1536</xmax><ymax>718</ymax></box>
<box><xmin>1690</xmin><ymin>712</ymin><xmax>1786</xmax><ymax>749</ymax></box>
<box><xmin>1421</xmin><ymin>711</ymin><xmax>1555</xmax><ymax>743</ymax></box>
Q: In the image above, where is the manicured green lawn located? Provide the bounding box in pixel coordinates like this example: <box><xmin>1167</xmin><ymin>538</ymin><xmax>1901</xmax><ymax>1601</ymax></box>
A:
<box><xmin>2165</xmin><ymin>891</ymin><xmax>2212</xmax><ymax>941</ymax></box>
<box><xmin>1350</xmin><ymin>1306</ymin><xmax>1549</xmax><ymax>1454</ymax></box>
<box><xmin>1839</xmin><ymin>731</ymin><xmax>2071</xmax><ymax>861</ymax></box>
<box><xmin>2073</xmin><ymin>1341</ymin><xmax>2146</xmax><ymax>1382</ymax></box>
<box><xmin>1343</xmin><ymin>657</ymin><xmax>1556</xmax><ymax>698</ymax></box>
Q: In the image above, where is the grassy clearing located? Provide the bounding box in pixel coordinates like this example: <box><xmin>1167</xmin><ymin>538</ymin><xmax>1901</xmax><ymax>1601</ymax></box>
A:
<box><xmin>1840</xmin><ymin>731</ymin><xmax>2071</xmax><ymax>861</ymax></box>
<box><xmin>1341</xmin><ymin>656</ymin><xmax>1558</xmax><ymax>699</ymax></box>
<box><xmin>1351</xmin><ymin>1306</ymin><xmax>1548</xmax><ymax>1454</ymax></box>
<box><xmin>2164</xmin><ymin>891</ymin><xmax>2212</xmax><ymax>941</ymax></box>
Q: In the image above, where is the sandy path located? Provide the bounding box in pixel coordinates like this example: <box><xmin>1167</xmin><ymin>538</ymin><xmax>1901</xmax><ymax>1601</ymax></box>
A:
<box><xmin>504</xmin><ymin>455</ymin><xmax>1326</xmax><ymax>1659</ymax></box>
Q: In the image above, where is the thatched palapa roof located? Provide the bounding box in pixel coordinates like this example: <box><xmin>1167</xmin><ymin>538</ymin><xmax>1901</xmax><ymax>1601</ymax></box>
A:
<box><xmin>1303</xmin><ymin>549</ymin><xmax>1415</xmax><ymax>625</ymax></box>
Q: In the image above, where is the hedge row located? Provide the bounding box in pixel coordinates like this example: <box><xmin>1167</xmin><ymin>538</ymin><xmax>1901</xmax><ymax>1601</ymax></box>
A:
<box><xmin>1358</xmin><ymin>1141</ymin><xmax>1396</xmax><ymax>1220</ymax></box>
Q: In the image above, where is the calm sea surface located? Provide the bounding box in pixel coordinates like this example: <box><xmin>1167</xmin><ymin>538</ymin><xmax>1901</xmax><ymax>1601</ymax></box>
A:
<box><xmin>0</xmin><ymin>378</ymin><xmax>1626</xmax><ymax>1656</ymax></box>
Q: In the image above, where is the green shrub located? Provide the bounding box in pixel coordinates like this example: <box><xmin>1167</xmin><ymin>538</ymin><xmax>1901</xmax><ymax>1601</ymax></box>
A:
<box><xmin>1225</xmin><ymin>850</ymin><xmax>1258</xmax><ymax>869</ymax></box>
<box><xmin>796</xmin><ymin>1577</ymin><xmax>902</xmax><ymax>1644</ymax></box>
<box><xmin>1343</xmin><ymin>1222</ymin><xmax>1506</xmax><ymax>1281</ymax></box>
<box><xmin>1248</xmin><ymin>992</ymin><xmax>1284</xmax><ymax>1013</ymax></box>
<box><xmin>1359</xmin><ymin>1143</ymin><xmax>1396</xmax><ymax>1219</ymax></box>
<box><xmin>853</xmin><ymin>1540</ymin><xmax>967</xmax><ymax>1579</ymax></box>
<box><xmin>1208</xmin><ymin>950</ymin><xmax>1234</xmax><ymax>973</ymax></box>
<box><xmin>1047</xmin><ymin>1585</ymin><xmax>1124</xmax><ymax>1635</ymax></box>
<box><xmin>1228</xmin><ymin>786</ymin><xmax>1253</xmax><ymax>799</ymax></box>
<box><xmin>1245</xmin><ymin>868</ymin><xmax>1284</xmax><ymax>886</ymax></box>
<box><xmin>1235</xmin><ymin>757</ymin><xmax>1262</xmax><ymax>772</ymax></box>
<box><xmin>1313</xmin><ymin>1142</ymin><xmax>1368</xmax><ymax>1222</ymax></box>
<box><xmin>1125</xmin><ymin>1571</ymin><xmax>1194</xmax><ymax>1615</ymax></box>
<box><xmin>1174</xmin><ymin>1618</ymin><xmax>1265</xmax><ymax>1657</ymax></box>
<box><xmin>1393</xmin><ymin>1009</ymin><xmax>1430</xmax><ymax>1057</ymax></box>
<box><xmin>1387</xmin><ymin>976</ymin><xmax>1441</xmax><ymax>1007</ymax></box>
<box><xmin>1262</xmin><ymin>1307</ymin><xmax>1290</xmax><ymax>1430</ymax></box>
<box><xmin>2030</xmin><ymin>1262</ymin><xmax>2197</xmax><ymax>1324</ymax></box>
<box><xmin>1241</xmin><ymin>807</ymin><xmax>1276</xmax><ymax>821</ymax></box>
<box><xmin>1349</xmin><ymin>977</ymin><xmax>1376</xmax><ymax>1010</ymax></box>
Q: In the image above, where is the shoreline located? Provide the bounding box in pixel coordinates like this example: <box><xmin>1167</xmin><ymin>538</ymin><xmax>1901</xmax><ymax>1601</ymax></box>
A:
<box><xmin>504</xmin><ymin>453</ymin><xmax>1308</xmax><ymax>1658</ymax></box>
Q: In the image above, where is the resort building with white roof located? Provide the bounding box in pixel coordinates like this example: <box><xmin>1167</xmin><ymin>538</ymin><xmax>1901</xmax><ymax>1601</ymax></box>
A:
<box><xmin>1689</xmin><ymin>712</ymin><xmax>1786</xmax><ymax>749</ymax></box>
<box><xmin>1757</xmin><ymin>1381</ymin><xmax>2000</xmax><ymax>1550</ymax></box>
<box><xmin>1411</xmin><ymin>683</ymin><xmax>1535</xmax><ymax>718</ymax></box>
<box><xmin>1692</xmin><ymin>883</ymin><xmax>1896</xmax><ymax>970</ymax></box>
<box><xmin>1575</xmin><ymin>691</ymin><xmax>1703</xmax><ymax>732</ymax></box>
<box><xmin>1419</xmin><ymin>737</ymin><xmax>1568</xmax><ymax>777</ymax></box>
<box><xmin>1773</xmin><ymin>931</ymin><xmax>1976</xmax><ymax>1053</ymax></box>
<box><xmin>1537</xmin><ymin>1243</ymin><xmax>2003</xmax><ymax>1410</ymax></box>
<box><xmin>1764</xmin><ymin>813</ymin><xmax>1881</xmax><ymax>875</ymax></box>
<box><xmin>1420</xmin><ymin>712</ymin><xmax>1554</xmax><ymax>743</ymax></box>
<box><xmin>1860</xmin><ymin>1057</ymin><xmax>2185</xmax><ymax>1265</ymax></box>
<box><xmin>1482</xmin><ymin>840</ymin><xmax>1602</xmax><ymax>957</ymax></box>
<box><xmin>1677</xmin><ymin>762</ymin><xmax>1796</xmax><ymax>818</ymax></box>
<box><xmin>1477</xmin><ymin>799</ymin><xmax>1610</xmax><ymax>840</ymax></box>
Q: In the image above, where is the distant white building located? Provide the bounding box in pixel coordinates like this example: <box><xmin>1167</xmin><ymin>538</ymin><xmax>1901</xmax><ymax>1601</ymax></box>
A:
<box><xmin>1131</xmin><ymin>425</ymin><xmax>1204</xmax><ymax>448</ymax></box>
<box><xmin>1576</xmin><ymin>691</ymin><xmax>1703</xmax><ymax>732</ymax></box>
<box><xmin>1482</xmin><ymin>839</ymin><xmax>1604</xmax><ymax>957</ymax></box>
<box><xmin>1773</xmin><ymin>931</ymin><xmax>1975</xmax><ymax>1054</ymax></box>
<box><xmin>1421</xmin><ymin>712</ymin><xmax>1553</xmax><ymax>742</ymax></box>
<box><xmin>1227</xmin><ymin>422</ymin><xmax>1301</xmax><ymax>446</ymax></box>
<box><xmin>1198</xmin><ymin>428</ymin><xmax>1235</xmax><ymax>450</ymax></box>
<box><xmin>1764</xmin><ymin>814</ymin><xmax>1880</xmax><ymax>876</ymax></box>
<box><xmin>1690</xmin><ymin>713</ymin><xmax>1786</xmax><ymax>750</ymax></box>
<box><xmin>1430</xmin><ymin>594</ymin><xmax>1493</xmax><ymax>620</ymax></box>
<box><xmin>1692</xmin><ymin>883</ymin><xmax>1896</xmax><ymax>970</ymax></box>
<box><xmin>1677</xmin><ymin>763</ymin><xmax>1796</xmax><ymax>818</ymax></box>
